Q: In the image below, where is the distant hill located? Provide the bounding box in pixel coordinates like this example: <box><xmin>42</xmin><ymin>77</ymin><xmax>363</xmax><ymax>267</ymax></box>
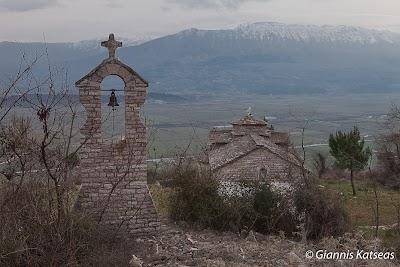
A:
<box><xmin>1</xmin><ymin>22</ymin><xmax>400</xmax><ymax>95</ymax></box>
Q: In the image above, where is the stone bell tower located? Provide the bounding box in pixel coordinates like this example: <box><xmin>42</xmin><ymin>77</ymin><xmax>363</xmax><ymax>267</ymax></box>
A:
<box><xmin>75</xmin><ymin>34</ymin><xmax>159</xmax><ymax>234</ymax></box>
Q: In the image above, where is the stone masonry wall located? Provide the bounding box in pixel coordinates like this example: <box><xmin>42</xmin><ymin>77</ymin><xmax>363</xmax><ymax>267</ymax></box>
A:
<box><xmin>75</xmin><ymin>57</ymin><xmax>159</xmax><ymax>234</ymax></box>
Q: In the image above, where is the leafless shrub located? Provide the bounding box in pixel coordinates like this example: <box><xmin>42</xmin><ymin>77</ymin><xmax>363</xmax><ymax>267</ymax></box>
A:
<box><xmin>294</xmin><ymin>178</ymin><xmax>352</xmax><ymax>239</ymax></box>
<box><xmin>0</xmin><ymin>179</ymin><xmax>135</xmax><ymax>267</ymax></box>
<box><xmin>375</xmin><ymin>102</ymin><xmax>400</xmax><ymax>189</ymax></box>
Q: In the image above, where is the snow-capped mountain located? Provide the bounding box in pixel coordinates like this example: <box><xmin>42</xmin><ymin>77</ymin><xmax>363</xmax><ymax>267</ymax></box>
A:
<box><xmin>1</xmin><ymin>22</ymin><xmax>400</xmax><ymax>95</ymax></box>
<box><xmin>237</xmin><ymin>22</ymin><xmax>399</xmax><ymax>44</ymax></box>
<box><xmin>178</xmin><ymin>22</ymin><xmax>400</xmax><ymax>45</ymax></box>
<box><xmin>115</xmin><ymin>22</ymin><xmax>400</xmax><ymax>94</ymax></box>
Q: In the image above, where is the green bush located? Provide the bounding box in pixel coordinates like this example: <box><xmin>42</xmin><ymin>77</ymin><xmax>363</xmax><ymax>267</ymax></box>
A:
<box><xmin>168</xmin><ymin>163</ymin><xmax>227</xmax><ymax>230</ymax></box>
<box><xmin>166</xmin><ymin>163</ymin><xmax>298</xmax><ymax>236</ymax></box>
<box><xmin>165</xmin><ymin>163</ymin><xmax>351</xmax><ymax>239</ymax></box>
<box><xmin>252</xmin><ymin>182</ymin><xmax>298</xmax><ymax>235</ymax></box>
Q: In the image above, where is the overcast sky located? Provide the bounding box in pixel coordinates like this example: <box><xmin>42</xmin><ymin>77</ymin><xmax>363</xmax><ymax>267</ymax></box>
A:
<box><xmin>1</xmin><ymin>0</ymin><xmax>400</xmax><ymax>42</ymax></box>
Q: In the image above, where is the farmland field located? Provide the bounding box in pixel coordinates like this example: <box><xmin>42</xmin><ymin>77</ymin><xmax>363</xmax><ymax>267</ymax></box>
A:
<box><xmin>142</xmin><ymin>92</ymin><xmax>400</xmax><ymax>161</ymax></box>
<box><xmin>3</xmin><ymin>92</ymin><xmax>400</xmax><ymax>164</ymax></box>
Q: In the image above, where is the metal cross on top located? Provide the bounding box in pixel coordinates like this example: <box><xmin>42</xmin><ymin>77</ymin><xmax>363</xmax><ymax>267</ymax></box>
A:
<box><xmin>101</xmin><ymin>33</ymin><xmax>122</xmax><ymax>58</ymax></box>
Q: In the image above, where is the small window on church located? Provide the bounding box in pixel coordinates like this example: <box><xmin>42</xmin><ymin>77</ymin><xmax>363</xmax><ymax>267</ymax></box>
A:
<box><xmin>259</xmin><ymin>168</ymin><xmax>269</xmax><ymax>179</ymax></box>
<box><xmin>101</xmin><ymin>75</ymin><xmax>125</xmax><ymax>141</ymax></box>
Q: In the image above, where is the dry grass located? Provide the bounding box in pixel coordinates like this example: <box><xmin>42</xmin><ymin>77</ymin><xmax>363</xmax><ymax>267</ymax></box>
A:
<box><xmin>148</xmin><ymin>183</ymin><xmax>174</xmax><ymax>217</ymax></box>
<box><xmin>320</xmin><ymin>178</ymin><xmax>400</xmax><ymax>227</ymax></box>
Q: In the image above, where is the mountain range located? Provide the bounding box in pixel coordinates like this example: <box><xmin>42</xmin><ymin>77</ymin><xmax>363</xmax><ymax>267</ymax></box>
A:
<box><xmin>1</xmin><ymin>22</ymin><xmax>400</xmax><ymax>95</ymax></box>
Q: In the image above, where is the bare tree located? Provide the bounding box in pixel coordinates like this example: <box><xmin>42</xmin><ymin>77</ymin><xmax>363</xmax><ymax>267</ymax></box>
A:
<box><xmin>289</xmin><ymin>109</ymin><xmax>317</xmax><ymax>185</ymax></box>
<box><xmin>376</xmin><ymin>102</ymin><xmax>400</xmax><ymax>187</ymax></box>
<box><xmin>312</xmin><ymin>152</ymin><xmax>328</xmax><ymax>179</ymax></box>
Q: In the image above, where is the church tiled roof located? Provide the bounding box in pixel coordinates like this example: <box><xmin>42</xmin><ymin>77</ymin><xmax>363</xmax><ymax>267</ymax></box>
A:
<box><xmin>209</xmin><ymin>135</ymin><xmax>257</xmax><ymax>170</ymax></box>
<box><xmin>208</xmin><ymin>133</ymin><xmax>302</xmax><ymax>171</ymax></box>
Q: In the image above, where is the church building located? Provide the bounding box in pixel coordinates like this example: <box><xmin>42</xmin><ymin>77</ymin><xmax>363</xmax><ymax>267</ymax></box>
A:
<box><xmin>199</xmin><ymin>110</ymin><xmax>304</xmax><ymax>182</ymax></box>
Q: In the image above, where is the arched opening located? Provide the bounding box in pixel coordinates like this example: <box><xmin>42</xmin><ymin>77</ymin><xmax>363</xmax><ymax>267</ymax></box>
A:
<box><xmin>101</xmin><ymin>75</ymin><xmax>125</xmax><ymax>141</ymax></box>
<box><xmin>259</xmin><ymin>167</ymin><xmax>269</xmax><ymax>180</ymax></box>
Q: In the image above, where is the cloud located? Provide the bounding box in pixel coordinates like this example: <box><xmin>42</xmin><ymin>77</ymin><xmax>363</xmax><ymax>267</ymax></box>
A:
<box><xmin>0</xmin><ymin>0</ymin><xmax>58</xmax><ymax>12</ymax></box>
<box><xmin>167</xmin><ymin>0</ymin><xmax>268</xmax><ymax>10</ymax></box>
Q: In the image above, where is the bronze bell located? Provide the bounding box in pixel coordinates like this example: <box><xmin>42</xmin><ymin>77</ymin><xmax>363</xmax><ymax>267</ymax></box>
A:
<box><xmin>108</xmin><ymin>90</ymin><xmax>119</xmax><ymax>108</ymax></box>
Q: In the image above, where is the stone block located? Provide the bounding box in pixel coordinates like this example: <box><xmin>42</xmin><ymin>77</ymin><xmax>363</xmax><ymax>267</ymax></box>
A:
<box><xmin>96</xmin><ymin>66</ymin><xmax>108</xmax><ymax>78</ymax></box>
<box><xmin>118</xmin><ymin>67</ymin><xmax>133</xmax><ymax>81</ymax></box>
<box><xmin>106</xmin><ymin>64</ymin><xmax>122</xmax><ymax>75</ymax></box>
